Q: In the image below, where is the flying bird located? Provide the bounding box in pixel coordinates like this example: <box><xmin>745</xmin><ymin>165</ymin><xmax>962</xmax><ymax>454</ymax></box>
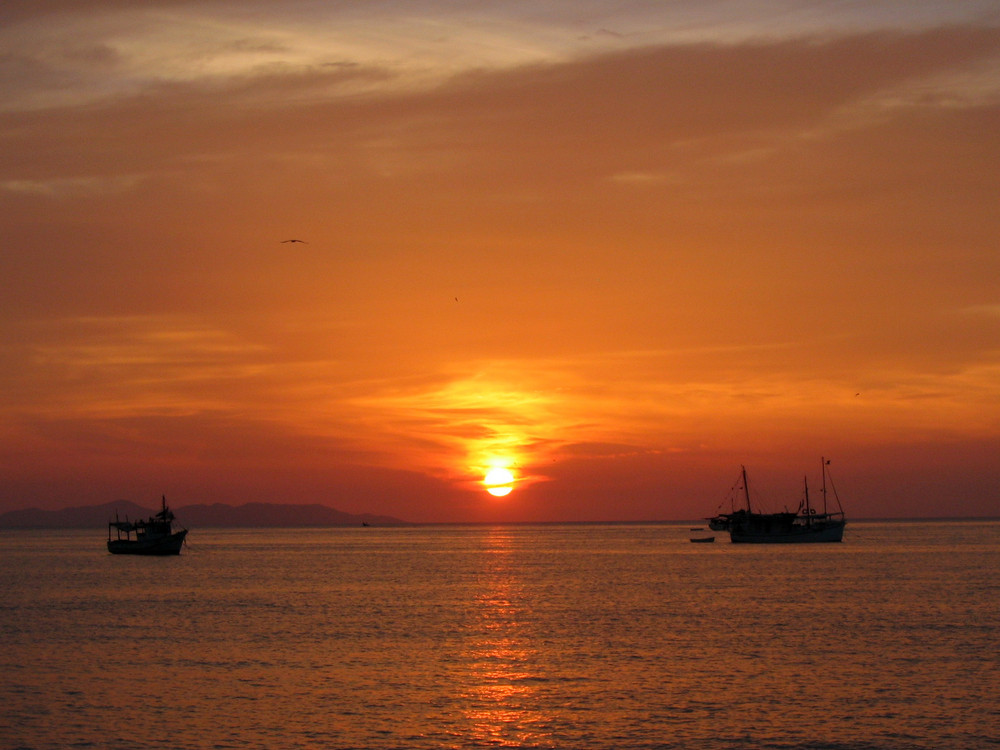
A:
<box><xmin>281</xmin><ymin>239</ymin><xmax>308</xmax><ymax>244</ymax></box>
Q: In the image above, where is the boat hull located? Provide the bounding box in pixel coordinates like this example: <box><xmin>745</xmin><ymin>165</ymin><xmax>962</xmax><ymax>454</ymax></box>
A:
<box><xmin>107</xmin><ymin>529</ymin><xmax>188</xmax><ymax>556</ymax></box>
<box><xmin>730</xmin><ymin>520</ymin><xmax>844</xmax><ymax>544</ymax></box>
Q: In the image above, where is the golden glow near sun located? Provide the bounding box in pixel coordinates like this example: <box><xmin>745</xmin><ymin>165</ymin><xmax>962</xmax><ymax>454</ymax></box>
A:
<box><xmin>483</xmin><ymin>467</ymin><xmax>515</xmax><ymax>497</ymax></box>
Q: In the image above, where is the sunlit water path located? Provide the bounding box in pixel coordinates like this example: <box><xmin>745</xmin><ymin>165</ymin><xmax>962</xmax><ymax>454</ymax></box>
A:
<box><xmin>2</xmin><ymin>521</ymin><xmax>998</xmax><ymax>749</ymax></box>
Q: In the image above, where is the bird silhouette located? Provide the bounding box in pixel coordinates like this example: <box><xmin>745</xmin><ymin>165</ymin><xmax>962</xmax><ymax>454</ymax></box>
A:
<box><xmin>281</xmin><ymin>239</ymin><xmax>308</xmax><ymax>244</ymax></box>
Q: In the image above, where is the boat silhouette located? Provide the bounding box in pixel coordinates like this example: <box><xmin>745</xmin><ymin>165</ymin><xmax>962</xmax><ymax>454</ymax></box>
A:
<box><xmin>107</xmin><ymin>495</ymin><xmax>188</xmax><ymax>555</ymax></box>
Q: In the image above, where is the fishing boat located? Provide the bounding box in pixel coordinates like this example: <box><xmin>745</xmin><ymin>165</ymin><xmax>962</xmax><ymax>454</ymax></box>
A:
<box><xmin>107</xmin><ymin>495</ymin><xmax>188</xmax><ymax>555</ymax></box>
<box><xmin>711</xmin><ymin>459</ymin><xmax>846</xmax><ymax>543</ymax></box>
<box><xmin>689</xmin><ymin>536</ymin><xmax>715</xmax><ymax>543</ymax></box>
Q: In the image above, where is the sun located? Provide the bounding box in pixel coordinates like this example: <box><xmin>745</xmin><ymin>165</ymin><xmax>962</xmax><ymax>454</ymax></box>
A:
<box><xmin>483</xmin><ymin>467</ymin><xmax>515</xmax><ymax>497</ymax></box>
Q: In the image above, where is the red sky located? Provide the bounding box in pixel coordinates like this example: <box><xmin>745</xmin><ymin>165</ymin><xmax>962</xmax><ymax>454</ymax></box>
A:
<box><xmin>2</xmin><ymin>2</ymin><xmax>999</xmax><ymax>522</ymax></box>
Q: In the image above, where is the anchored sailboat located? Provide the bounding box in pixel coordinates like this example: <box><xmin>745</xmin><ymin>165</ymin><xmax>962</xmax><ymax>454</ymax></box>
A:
<box><xmin>708</xmin><ymin>458</ymin><xmax>846</xmax><ymax>543</ymax></box>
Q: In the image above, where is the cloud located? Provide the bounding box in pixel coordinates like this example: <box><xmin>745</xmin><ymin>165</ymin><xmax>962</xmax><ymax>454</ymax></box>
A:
<box><xmin>609</xmin><ymin>171</ymin><xmax>681</xmax><ymax>185</ymax></box>
<box><xmin>1</xmin><ymin>316</ymin><xmax>270</xmax><ymax>418</ymax></box>
<box><xmin>0</xmin><ymin>175</ymin><xmax>146</xmax><ymax>197</ymax></box>
<box><xmin>4</xmin><ymin>2</ymin><xmax>998</xmax><ymax>112</ymax></box>
<box><xmin>958</xmin><ymin>304</ymin><xmax>1000</xmax><ymax>318</ymax></box>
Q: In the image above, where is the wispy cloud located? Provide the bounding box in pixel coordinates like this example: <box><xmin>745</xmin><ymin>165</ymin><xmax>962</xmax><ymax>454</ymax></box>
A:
<box><xmin>0</xmin><ymin>175</ymin><xmax>146</xmax><ymax>197</ymax></box>
<box><xmin>3</xmin><ymin>316</ymin><xmax>270</xmax><ymax>418</ymax></box>
<box><xmin>3</xmin><ymin>1</ymin><xmax>996</xmax><ymax>112</ymax></box>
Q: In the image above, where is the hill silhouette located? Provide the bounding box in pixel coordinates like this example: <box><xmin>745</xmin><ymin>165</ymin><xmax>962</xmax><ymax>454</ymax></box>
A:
<box><xmin>0</xmin><ymin>501</ymin><xmax>405</xmax><ymax>529</ymax></box>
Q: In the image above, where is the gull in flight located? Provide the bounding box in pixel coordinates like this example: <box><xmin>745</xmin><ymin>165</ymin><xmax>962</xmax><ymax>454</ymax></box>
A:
<box><xmin>281</xmin><ymin>239</ymin><xmax>308</xmax><ymax>244</ymax></box>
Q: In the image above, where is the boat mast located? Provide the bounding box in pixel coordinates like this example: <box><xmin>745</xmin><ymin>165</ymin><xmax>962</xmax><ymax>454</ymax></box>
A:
<box><xmin>821</xmin><ymin>457</ymin><xmax>829</xmax><ymax>516</ymax></box>
<box><xmin>741</xmin><ymin>465</ymin><xmax>751</xmax><ymax>512</ymax></box>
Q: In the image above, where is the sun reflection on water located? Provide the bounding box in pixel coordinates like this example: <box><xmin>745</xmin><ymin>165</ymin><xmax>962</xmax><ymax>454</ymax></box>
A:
<box><xmin>460</xmin><ymin>529</ymin><xmax>553</xmax><ymax>747</ymax></box>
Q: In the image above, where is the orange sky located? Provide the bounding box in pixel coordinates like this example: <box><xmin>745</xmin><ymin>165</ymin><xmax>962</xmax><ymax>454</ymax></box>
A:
<box><xmin>1</xmin><ymin>2</ymin><xmax>999</xmax><ymax>521</ymax></box>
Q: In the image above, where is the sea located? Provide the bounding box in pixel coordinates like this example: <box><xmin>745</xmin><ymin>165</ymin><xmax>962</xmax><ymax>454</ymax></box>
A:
<box><xmin>1</xmin><ymin>521</ymin><xmax>998</xmax><ymax>750</ymax></box>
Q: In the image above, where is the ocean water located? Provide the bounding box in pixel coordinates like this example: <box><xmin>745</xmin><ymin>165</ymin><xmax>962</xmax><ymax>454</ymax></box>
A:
<box><xmin>1</xmin><ymin>521</ymin><xmax>998</xmax><ymax>749</ymax></box>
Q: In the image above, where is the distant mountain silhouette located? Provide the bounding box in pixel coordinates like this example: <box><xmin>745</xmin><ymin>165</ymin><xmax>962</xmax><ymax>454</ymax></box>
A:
<box><xmin>0</xmin><ymin>501</ymin><xmax>406</xmax><ymax>529</ymax></box>
<box><xmin>0</xmin><ymin>501</ymin><xmax>151</xmax><ymax>529</ymax></box>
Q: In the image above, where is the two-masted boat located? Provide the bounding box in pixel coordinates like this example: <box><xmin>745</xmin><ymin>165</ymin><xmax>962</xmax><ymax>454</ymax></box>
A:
<box><xmin>708</xmin><ymin>458</ymin><xmax>846</xmax><ymax>543</ymax></box>
<box><xmin>107</xmin><ymin>495</ymin><xmax>188</xmax><ymax>555</ymax></box>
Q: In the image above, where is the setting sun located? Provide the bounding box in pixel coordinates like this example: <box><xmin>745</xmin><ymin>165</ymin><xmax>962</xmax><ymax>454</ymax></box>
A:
<box><xmin>483</xmin><ymin>467</ymin><xmax>515</xmax><ymax>497</ymax></box>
